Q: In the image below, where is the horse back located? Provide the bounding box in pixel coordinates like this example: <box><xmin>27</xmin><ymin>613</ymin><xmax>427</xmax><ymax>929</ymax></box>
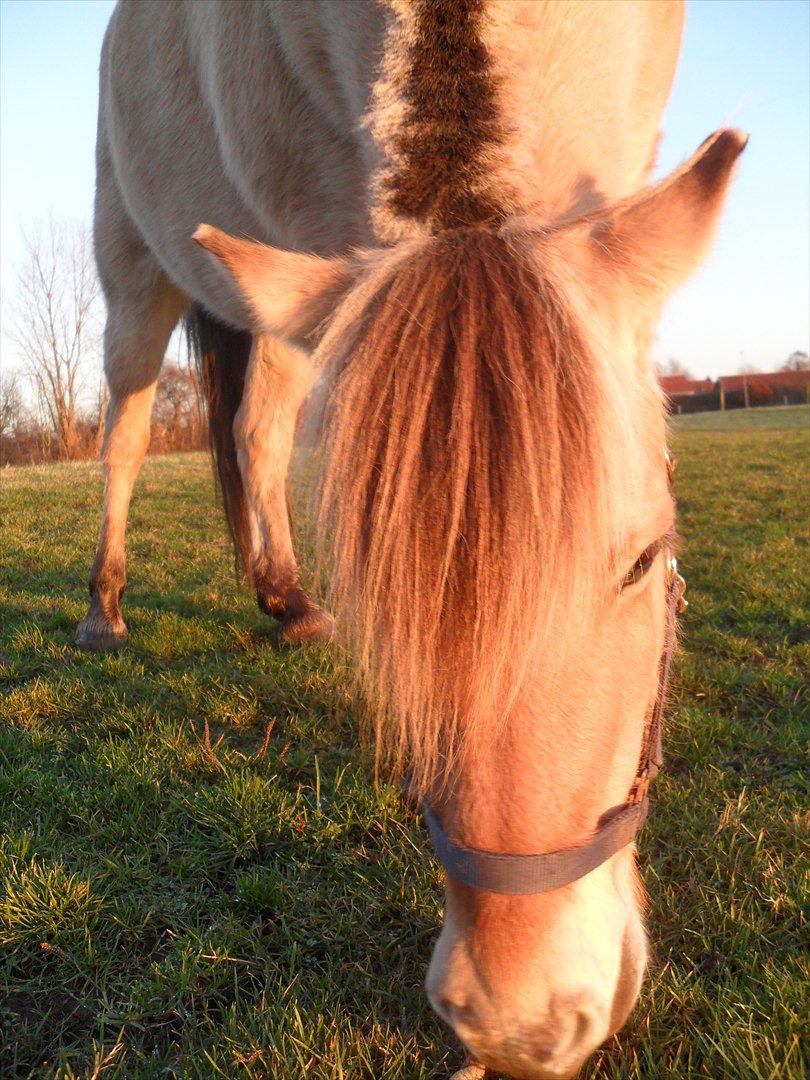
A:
<box><xmin>97</xmin><ymin>0</ymin><xmax>684</xmax><ymax>326</ymax></box>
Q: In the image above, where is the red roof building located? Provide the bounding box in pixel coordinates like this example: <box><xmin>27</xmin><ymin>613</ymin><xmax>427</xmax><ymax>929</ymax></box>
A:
<box><xmin>659</xmin><ymin>375</ymin><xmax>715</xmax><ymax>396</ymax></box>
<box><xmin>658</xmin><ymin>369</ymin><xmax>808</xmax><ymax>412</ymax></box>
<box><xmin>716</xmin><ymin>370</ymin><xmax>810</xmax><ymax>393</ymax></box>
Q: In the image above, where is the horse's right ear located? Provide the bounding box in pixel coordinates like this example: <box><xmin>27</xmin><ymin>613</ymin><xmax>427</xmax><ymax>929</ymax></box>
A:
<box><xmin>193</xmin><ymin>225</ymin><xmax>358</xmax><ymax>349</ymax></box>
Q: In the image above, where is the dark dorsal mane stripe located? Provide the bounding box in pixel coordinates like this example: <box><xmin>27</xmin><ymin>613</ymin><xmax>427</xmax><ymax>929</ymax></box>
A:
<box><xmin>384</xmin><ymin>0</ymin><xmax>507</xmax><ymax>231</ymax></box>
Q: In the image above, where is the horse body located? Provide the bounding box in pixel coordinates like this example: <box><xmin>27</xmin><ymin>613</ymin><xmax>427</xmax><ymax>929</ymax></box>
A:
<box><xmin>79</xmin><ymin>3</ymin><xmax>744</xmax><ymax>1076</ymax></box>
<box><xmin>95</xmin><ymin>0</ymin><xmax>681</xmax><ymax>317</ymax></box>
<box><xmin>82</xmin><ymin>0</ymin><xmax>682</xmax><ymax>642</ymax></box>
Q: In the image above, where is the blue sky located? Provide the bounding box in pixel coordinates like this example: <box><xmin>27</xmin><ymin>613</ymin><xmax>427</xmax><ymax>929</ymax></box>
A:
<box><xmin>1</xmin><ymin>0</ymin><xmax>808</xmax><ymax>379</ymax></box>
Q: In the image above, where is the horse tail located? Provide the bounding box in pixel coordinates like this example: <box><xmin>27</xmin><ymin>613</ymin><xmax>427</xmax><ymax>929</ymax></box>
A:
<box><xmin>185</xmin><ymin>304</ymin><xmax>253</xmax><ymax>578</ymax></box>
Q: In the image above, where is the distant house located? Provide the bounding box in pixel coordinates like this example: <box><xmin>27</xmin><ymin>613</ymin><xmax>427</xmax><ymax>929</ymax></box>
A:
<box><xmin>658</xmin><ymin>369</ymin><xmax>809</xmax><ymax>413</ymax></box>
<box><xmin>659</xmin><ymin>375</ymin><xmax>715</xmax><ymax>397</ymax></box>
<box><xmin>716</xmin><ymin>370</ymin><xmax>810</xmax><ymax>408</ymax></box>
<box><xmin>659</xmin><ymin>375</ymin><xmax>717</xmax><ymax>413</ymax></box>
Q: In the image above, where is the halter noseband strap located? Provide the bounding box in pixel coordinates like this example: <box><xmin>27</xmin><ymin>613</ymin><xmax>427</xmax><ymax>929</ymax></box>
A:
<box><xmin>421</xmin><ymin>558</ymin><xmax>686</xmax><ymax>895</ymax></box>
<box><xmin>423</xmin><ymin>794</ymin><xmax>650</xmax><ymax>895</ymax></box>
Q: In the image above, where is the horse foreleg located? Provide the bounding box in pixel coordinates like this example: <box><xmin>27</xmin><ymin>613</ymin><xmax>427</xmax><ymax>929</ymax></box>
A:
<box><xmin>75</xmin><ymin>284</ymin><xmax>185</xmax><ymax>650</ymax></box>
<box><xmin>235</xmin><ymin>336</ymin><xmax>334</xmax><ymax>644</ymax></box>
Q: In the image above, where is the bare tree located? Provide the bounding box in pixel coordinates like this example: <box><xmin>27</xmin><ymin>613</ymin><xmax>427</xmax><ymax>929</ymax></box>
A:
<box><xmin>7</xmin><ymin>220</ymin><xmax>100</xmax><ymax>459</ymax></box>
<box><xmin>655</xmin><ymin>357</ymin><xmax>693</xmax><ymax>379</ymax></box>
<box><xmin>780</xmin><ymin>350</ymin><xmax>809</xmax><ymax>372</ymax></box>
<box><xmin>150</xmin><ymin>359</ymin><xmax>206</xmax><ymax>451</ymax></box>
<box><xmin>87</xmin><ymin>376</ymin><xmax>110</xmax><ymax>452</ymax></box>
<box><xmin>0</xmin><ymin>368</ymin><xmax>26</xmax><ymax>442</ymax></box>
<box><xmin>153</xmin><ymin>362</ymin><xmax>203</xmax><ymax>432</ymax></box>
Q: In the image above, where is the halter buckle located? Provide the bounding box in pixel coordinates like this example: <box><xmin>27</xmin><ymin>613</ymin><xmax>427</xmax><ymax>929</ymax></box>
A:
<box><xmin>665</xmin><ymin>449</ymin><xmax>677</xmax><ymax>487</ymax></box>
<box><xmin>675</xmin><ymin>572</ymin><xmax>688</xmax><ymax>613</ymax></box>
<box><xmin>630</xmin><ymin>771</ymin><xmax>651</xmax><ymax>806</ymax></box>
<box><xmin>667</xmin><ymin>556</ymin><xmax>688</xmax><ymax>613</ymax></box>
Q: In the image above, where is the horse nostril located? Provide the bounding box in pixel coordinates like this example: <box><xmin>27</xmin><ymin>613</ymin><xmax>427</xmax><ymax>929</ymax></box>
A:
<box><xmin>436</xmin><ymin>992</ymin><xmax>476</xmax><ymax>1031</ymax></box>
<box><xmin>571</xmin><ymin>1006</ymin><xmax>594</xmax><ymax>1048</ymax></box>
<box><xmin>521</xmin><ymin>1001</ymin><xmax>603</xmax><ymax>1068</ymax></box>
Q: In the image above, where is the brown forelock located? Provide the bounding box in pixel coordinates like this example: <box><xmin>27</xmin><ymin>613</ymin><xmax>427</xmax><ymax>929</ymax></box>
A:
<box><xmin>316</xmin><ymin>229</ymin><xmax>607</xmax><ymax>793</ymax></box>
<box><xmin>384</xmin><ymin>0</ymin><xmax>507</xmax><ymax>231</ymax></box>
<box><xmin>185</xmin><ymin>305</ymin><xmax>253</xmax><ymax>581</ymax></box>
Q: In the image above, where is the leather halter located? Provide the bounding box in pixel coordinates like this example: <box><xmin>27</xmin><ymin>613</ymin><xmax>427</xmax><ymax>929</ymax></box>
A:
<box><xmin>421</xmin><ymin>555</ymin><xmax>687</xmax><ymax>895</ymax></box>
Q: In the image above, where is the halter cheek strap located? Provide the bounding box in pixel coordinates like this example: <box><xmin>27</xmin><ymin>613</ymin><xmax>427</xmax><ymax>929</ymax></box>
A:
<box><xmin>421</xmin><ymin>560</ymin><xmax>685</xmax><ymax>895</ymax></box>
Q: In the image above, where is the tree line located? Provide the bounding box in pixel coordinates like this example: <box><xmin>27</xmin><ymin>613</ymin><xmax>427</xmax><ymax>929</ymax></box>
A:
<box><xmin>1</xmin><ymin>219</ymin><xmax>207</xmax><ymax>466</ymax></box>
<box><xmin>2</xmin><ymin>219</ymin><xmax>807</xmax><ymax>467</ymax></box>
<box><xmin>656</xmin><ymin>351</ymin><xmax>809</xmax><ymax>381</ymax></box>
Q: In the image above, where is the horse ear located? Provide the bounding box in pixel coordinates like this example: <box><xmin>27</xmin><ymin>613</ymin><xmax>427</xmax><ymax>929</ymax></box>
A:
<box><xmin>591</xmin><ymin>129</ymin><xmax>747</xmax><ymax>303</ymax></box>
<box><xmin>193</xmin><ymin>225</ymin><xmax>357</xmax><ymax>348</ymax></box>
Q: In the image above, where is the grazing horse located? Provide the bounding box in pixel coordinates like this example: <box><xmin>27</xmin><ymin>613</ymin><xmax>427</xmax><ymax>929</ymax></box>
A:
<box><xmin>79</xmin><ymin>1</ymin><xmax>744</xmax><ymax>1075</ymax></box>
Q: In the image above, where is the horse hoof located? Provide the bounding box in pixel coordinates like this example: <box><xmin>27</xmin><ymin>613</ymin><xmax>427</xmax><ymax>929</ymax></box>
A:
<box><xmin>75</xmin><ymin>615</ymin><xmax>129</xmax><ymax>652</ymax></box>
<box><xmin>279</xmin><ymin>607</ymin><xmax>336</xmax><ymax>645</ymax></box>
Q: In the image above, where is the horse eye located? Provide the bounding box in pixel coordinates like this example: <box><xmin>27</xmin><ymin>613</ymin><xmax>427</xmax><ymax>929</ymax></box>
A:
<box><xmin>621</xmin><ymin>542</ymin><xmax>661</xmax><ymax>590</ymax></box>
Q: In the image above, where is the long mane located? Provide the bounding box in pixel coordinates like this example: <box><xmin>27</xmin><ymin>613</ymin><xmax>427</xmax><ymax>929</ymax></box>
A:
<box><xmin>315</xmin><ymin>228</ymin><xmax>629</xmax><ymax>793</ymax></box>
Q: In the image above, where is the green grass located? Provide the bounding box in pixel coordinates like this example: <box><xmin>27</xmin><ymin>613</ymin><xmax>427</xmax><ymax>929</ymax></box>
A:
<box><xmin>671</xmin><ymin>403</ymin><xmax>809</xmax><ymax>432</ymax></box>
<box><xmin>1</xmin><ymin>407</ymin><xmax>808</xmax><ymax>1079</ymax></box>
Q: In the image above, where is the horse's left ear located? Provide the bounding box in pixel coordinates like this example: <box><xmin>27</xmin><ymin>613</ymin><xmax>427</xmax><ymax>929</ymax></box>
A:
<box><xmin>193</xmin><ymin>225</ymin><xmax>358</xmax><ymax>349</ymax></box>
<box><xmin>591</xmin><ymin>129</ymin><xmax>747</xmax><ymax>303</ymax></box>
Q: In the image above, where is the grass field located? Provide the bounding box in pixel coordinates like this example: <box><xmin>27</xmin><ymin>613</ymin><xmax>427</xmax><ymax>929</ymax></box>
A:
<box><xmin>1</xmin><ymin>406</ymin><xmax>808</xmax><ymax>1079</ymax></box>
<box><xmin>671</xmin><ymin>403</ymin><xmax>810</xmax><ymax>432</ymax></box>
